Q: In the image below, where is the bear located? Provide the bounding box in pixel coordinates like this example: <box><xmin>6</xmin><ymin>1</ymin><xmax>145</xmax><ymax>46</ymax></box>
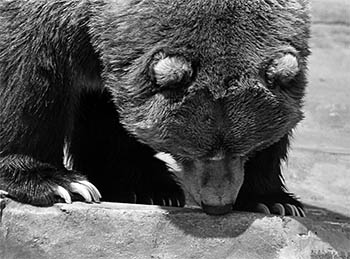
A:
<box><xmin>0</xmin><ymin>0</ymin><xmax>310</xmax><ymax>216</ymax></box>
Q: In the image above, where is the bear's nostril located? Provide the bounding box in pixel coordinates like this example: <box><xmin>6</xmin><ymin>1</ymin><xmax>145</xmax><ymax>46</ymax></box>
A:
<box><xmin>201</xmin><ymin>202</ymin><xmax>233</xmax><ymax>215</ymax></box>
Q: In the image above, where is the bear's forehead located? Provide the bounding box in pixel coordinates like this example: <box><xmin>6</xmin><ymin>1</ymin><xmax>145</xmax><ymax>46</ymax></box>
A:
<box><xmin>118</xmin><ymin>1</ymin><xmax>304</xmax><ymax>53</ymax></box>
<box><xmin>146</xmin><ymin>2</ymin><xmax>302</xmax><ymax>68</ymax></box>
<box><xmin>102</xmin><ymin>0</ymin><xmax>308</xmax><ymax>77</ymax></box>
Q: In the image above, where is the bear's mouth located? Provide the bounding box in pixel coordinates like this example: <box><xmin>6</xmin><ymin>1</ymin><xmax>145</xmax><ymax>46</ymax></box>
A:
<box><xmin>184</xmin><ymin>155</ymin><xmax>246</xmax><ymax>215</ymax></box>
<box><xmin>155</xmin><ymin>152</ymin><xmax>245</xmax><ymax>215</ymax></box>
<box><xmin>200</xmin><ymin>202</ymin><xmax>233</xmax><ymax>215</ymax></box>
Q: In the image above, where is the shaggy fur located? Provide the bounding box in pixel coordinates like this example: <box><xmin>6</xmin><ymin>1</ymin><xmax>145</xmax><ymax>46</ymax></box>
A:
<box><xmin>0</xmin><ymin>0</ymin><xmax>310</xmax><ymax>215</ymax></box>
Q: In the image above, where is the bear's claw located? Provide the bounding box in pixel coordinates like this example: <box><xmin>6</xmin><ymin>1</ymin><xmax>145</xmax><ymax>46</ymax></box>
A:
<box><xmin>0</xmin><ymin>190</ymin><xmax>8</xmax><ymax>205</ymax></box>
<box><xmin>167</xmin><ymin>198</ymin><xmax>182</xmax><ymax>207</ymax></box>
<box><xmin>134</xmin><ymin>193</ymin><xmax>183</xmax><ymax>207</ymax></box>
<box><xmin>0</xmin><ymin>190</ymin><xmax>8</xmax><ymax>198</ymax></box>
<box><xmin>54</xmin><ymin>180</ymin><xmax>101</xmax><ymax>204</ymax></box>
<box><xmin>0</xmin><ymin>190</ymin><xmax>8</xmax><ymax>221</ymax></box>
<box><xmin>255</xmin><ymin>202</ymin><xmax>305</xmax><ymax>217</ymax></box>
<box><xmin>255</xmin><ymin>203</ymin><xmax>271</xmax><ymax>214</ymax></box>
<box><xmin>165</xmin><ymin>197</ymin><xmax>182</xmax><ymax>207</ymax></box>
<box><xmin>54</xmin><ymin>186</ymin><xmax>72</xmax><ymax>203</ymax></box>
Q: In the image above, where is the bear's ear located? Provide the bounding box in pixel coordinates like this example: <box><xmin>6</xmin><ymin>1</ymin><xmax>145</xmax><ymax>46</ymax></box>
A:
<box><xmin>266</xmin><ymin>52</ymin><xmax>300</xmax><ymax>86</ymax></box>
<box><xmin>151</xmin><ymin>53</ymin><xmax>193</xmax><ymax>89</ymax></box>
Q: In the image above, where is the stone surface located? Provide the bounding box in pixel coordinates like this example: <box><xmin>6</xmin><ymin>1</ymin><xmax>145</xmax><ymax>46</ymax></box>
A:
<box><xmin>0</xmin><ymin>201</ymin><xmax>350</xmax><ymax>259</ymax></box>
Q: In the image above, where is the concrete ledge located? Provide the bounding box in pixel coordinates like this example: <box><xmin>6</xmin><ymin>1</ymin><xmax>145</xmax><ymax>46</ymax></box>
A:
<box><xmin>1</xmin><ymin>200</ymin><xmax>350</xmax><ymax>259</ymax></box>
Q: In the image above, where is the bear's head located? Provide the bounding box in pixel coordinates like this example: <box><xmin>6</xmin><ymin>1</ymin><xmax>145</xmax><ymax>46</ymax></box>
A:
<box><xmin>97</xmin><ymin>0</ymin><xmax>310</xmax><ymax>214</ymax></box>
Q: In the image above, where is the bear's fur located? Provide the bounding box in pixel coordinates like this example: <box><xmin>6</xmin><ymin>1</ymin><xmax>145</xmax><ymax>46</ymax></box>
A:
<box><xmin>0</xmin><ymin>0</ymin><xmax>310</xmax><ymax>215</ymax></box>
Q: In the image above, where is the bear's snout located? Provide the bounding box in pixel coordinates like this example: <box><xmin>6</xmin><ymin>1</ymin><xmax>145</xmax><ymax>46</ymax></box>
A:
<box><xmin>180</xmin><ymin>156</ymin><xmax>245</xmax><ymax>215</ymax></box>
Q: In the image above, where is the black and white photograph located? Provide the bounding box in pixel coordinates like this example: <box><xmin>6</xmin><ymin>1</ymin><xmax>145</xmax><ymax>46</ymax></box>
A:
<box><xmin>0</xmin><ymin>0</ymin><xmax>349</xmax><ymax>258</ymax></box>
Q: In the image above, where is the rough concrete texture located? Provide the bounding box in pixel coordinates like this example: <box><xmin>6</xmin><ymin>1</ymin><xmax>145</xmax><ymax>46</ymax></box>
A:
<box><xmin>0</xmin><ymin>200</ymin><xmax>349</xmax><ymax>259</ymax></box>
<box><xmin>1</xmin><ymin>0</ymin><xmax>350</xmax><ymax>258</ymax></box>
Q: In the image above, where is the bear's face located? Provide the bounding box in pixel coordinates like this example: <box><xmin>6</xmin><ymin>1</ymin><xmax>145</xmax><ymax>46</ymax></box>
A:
<box><xmin>100</xmin><ymin>0</ymin><xmax>310</xmax><ymax>210</ymax></box>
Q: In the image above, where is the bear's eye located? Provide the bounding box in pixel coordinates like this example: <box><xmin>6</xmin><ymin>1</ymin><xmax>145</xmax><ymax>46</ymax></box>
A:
<box><xmin>151</xmin><ymin>53</ymin><xmax>193</xmax><ymax>90</ymax></box>
<box><xmin>266</xmin><ymin>52</ymin><xmax>300</xmax><ymax>87</ymax></box>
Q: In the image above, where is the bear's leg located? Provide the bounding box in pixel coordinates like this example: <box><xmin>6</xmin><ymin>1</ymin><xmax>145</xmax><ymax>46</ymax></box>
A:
<box><xmin>69</xmin><ymin>91</ymin><xmax>185</xmax><ymax>207</ymax></box>
<box><xmin>0</xmin><ymin>49</ymin><xmax>102</xmax><ymax>205</ymax></box>
<box><xmin>0</xmin><ymin>90</ymin><xmax>101</xmax><ymax>206</ymax></box>
<box><xmin>234</xmin><ymin>134</ymin><xmax>305</xmax><ymax>217</ymax></box>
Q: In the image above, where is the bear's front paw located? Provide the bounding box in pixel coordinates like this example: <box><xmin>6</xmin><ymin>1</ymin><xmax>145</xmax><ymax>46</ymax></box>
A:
<box><xmin>254</xmin><ymin>202</ymin><xmax>305</xmax><ymax>217</ymax></box>
<box><xmin>3</xmin><ymin>167</ymin><xmax>102</xmax><ymax>206</ymax></box>
<box><xmin>234</xmin><ymin>192</ymin><xmax>305</xmax><ymax>217</ymax></box>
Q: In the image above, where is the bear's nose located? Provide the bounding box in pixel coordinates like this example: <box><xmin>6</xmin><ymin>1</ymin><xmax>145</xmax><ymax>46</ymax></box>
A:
<box><xmin>201</xmin><ymin>202</ymin><xmax>232</xmax><ymax>215</ymax></box>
